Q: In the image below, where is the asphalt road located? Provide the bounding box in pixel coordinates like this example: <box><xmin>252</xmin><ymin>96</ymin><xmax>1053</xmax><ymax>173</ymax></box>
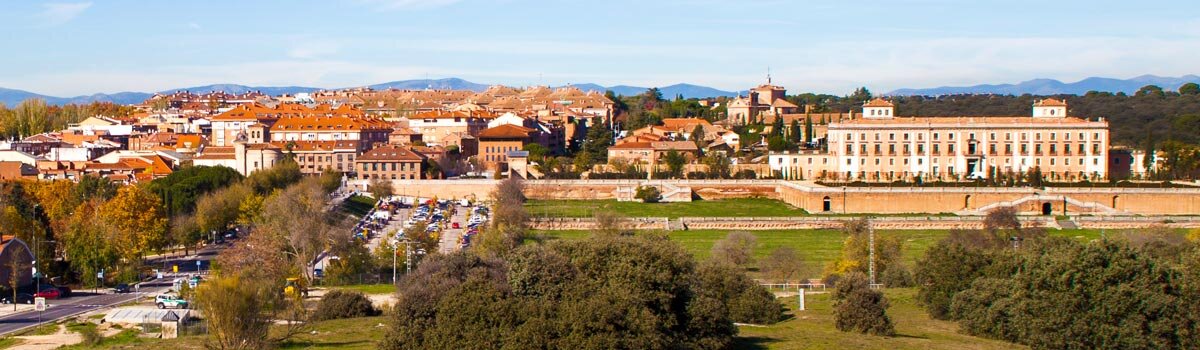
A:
<box><xmin>0</xmin><ymin>242</ymin><xmax>225</xmax><ymax>336</ymax></box>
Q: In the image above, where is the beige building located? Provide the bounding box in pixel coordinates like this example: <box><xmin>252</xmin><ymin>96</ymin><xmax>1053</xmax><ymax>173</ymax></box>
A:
<box><xmin>771</xmin><ymin>98</ymin><xmax>1110</xmax><ymax>182</ymax></box>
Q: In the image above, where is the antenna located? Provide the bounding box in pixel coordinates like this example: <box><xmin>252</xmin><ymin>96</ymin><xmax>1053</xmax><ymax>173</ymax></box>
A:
<box><xmin>868</xmin><ymin>218</ymin><xmax>876</xmax><ymax>288</ymax></box>
<box><xmin>767</xmin><ymin>66</ymin><xmax>772</xmax><ymax>85</ymax></box>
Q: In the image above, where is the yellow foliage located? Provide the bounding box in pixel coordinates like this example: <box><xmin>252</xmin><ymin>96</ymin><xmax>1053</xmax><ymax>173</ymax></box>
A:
<box><xmin>1187</xmin><ymin>228</ymin><xmax>1200</xmax><ymax>242</ymax></box>
<box><xmin>98</xmin><ymin>186</ymin><xmax>168</xmax><ymax>260</ymax></box>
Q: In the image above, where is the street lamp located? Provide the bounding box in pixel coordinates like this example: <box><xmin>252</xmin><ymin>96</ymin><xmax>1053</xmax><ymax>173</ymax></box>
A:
<box><xmin>33</xmin><ymin>238</ymin><xmax>57</xmax><ymax>299</ymax></box>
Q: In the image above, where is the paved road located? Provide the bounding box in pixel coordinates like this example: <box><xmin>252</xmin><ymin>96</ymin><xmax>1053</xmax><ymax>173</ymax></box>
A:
<box><xmin>0</xmin><ymin>242</ymin><xmax>225</xmax><ymax>336</ymax></box>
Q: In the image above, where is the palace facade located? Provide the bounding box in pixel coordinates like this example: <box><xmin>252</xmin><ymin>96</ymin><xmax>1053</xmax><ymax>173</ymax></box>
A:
<box><xmin>770</xmin><ymin>98</ymin><xmax>1110</xmax><ymax>181</ymax></box>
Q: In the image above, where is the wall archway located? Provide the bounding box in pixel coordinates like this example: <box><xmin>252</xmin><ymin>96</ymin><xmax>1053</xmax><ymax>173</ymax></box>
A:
<box><xmin>823</xmin><ymin>196</ymin><xmax>832</xmax><ymax>212</ymax></box>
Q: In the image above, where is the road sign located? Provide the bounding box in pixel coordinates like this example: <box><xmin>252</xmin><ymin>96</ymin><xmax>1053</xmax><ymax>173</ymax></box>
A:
<box><xmin>195</xmin><ymin>260</ymin><xmax>201</xmax><ymax>267</ymax></box>
<box><xmin>34</xmin><ymin>297</ymin><xmax>46</xmax><ymax>312</ymax></box>
<box><xmin>172</xmin><ymin>265</ymin><xmax>178</xmax><ymax>273</ymax></box>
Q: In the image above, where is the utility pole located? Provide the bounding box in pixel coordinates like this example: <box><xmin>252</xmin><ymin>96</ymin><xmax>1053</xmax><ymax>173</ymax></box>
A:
<box><xmin>868</xmin><ymin>217</ymin><xmax>876</xmax><ymax>288</ymax></box>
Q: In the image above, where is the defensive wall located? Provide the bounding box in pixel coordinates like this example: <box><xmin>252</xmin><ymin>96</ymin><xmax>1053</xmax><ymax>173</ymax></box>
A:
<box><xmin>350</xmin><ymin>179</ymin><xmax>1200</xmax><ymax>216</ymax></box>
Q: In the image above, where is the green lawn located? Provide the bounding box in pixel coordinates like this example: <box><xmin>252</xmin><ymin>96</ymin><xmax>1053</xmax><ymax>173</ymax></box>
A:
<box><xmin>329</xmin><ymin>284</ymin><xmax>395</xmax><ymax>295</ymax></box>
<box><xmin>342</xmin><ymin>195</ymin><xmax>377</xmax><ymax>217</ymax></box>
<box><xmin>534</xmin><ymin>229</ymin><xmax>1105</xmax><ymax>279</ymax></box>
<box><xmin>0</xmin><ymin>337</ymin><xmax>22</xmax><ymax>349</ymax></box>
<box><xmin>72</xmin><ymin>316</ymin><xmax>389</xmax><ymax>350</ymax></box>
<box><xmin>736</xmin><ymin>288</ymin><xmax>1025</xmax><ymax>350</ymax></box>
<box><xmin>526</xmin><ymin>198</ymin><xmax>808</xmax><ymax>219</ymax></box>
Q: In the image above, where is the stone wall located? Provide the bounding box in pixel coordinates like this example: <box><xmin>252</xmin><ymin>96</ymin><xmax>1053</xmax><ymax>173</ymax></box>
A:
<box><xmin>352</xmin><ymin>179</ymin><xmax>1200</xmax><ymax>216</ymax></box>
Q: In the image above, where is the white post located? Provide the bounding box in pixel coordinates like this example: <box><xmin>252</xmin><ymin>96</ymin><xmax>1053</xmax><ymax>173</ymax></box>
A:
<box><xmin>798</xmin><ymin>288</ymin><xmax>806</xmax><ymax>311</ymax></box>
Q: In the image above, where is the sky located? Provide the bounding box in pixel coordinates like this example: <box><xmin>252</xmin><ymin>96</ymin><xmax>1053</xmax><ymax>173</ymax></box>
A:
<box><xmin>1</xmin><ymin>0</ymin><xmax>1199</xmax><ymax>96</ymax></box>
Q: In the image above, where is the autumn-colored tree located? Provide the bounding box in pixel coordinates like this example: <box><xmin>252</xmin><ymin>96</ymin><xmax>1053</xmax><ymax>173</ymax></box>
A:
<box><xmin>62</xmin><ymin>199</ymin><xmax>119</xmax><ymax>287</ymax></box>
<box><xmin>98</xmin><ymin>186</ymin><xmax>168</xmax><ymax>262</ymax></box>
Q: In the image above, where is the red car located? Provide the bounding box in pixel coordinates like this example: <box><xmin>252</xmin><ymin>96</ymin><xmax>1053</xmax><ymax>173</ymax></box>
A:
<box><xmin>452</xmin><ymin>222</ymin><xmax>460</xmax><ymax>229</ymax></box>
<box><xmin>34</xmin><ymin>287</ymin><xmax>61</xmax><ymax>299</ymax></box>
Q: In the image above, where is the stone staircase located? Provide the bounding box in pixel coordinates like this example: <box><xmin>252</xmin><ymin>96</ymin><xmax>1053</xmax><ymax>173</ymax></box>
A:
<box><xmin>1057</xmin><ymin>217</ymin><xmax>1079</xmax><ymax>229</ymax></box>
<box><xmin>613</xmin><ymin>182</ymin><xmax>693</xmax><ymax>202</ymax></box>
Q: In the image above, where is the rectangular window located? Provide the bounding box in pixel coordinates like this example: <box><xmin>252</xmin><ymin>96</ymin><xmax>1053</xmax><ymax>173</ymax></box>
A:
<box><xmin>948</xmin><ymin>144</ymin><xmax>955</xmax><ymax>153</ymax></box>
<box><xmin>888</xmin><ymin>144</ymin><xmax>895</xmax><ymax>154</ymax></box>
<box><xmin>889</xmin><ymin>133</ymin><xmax>895</xmax><ymax>141</ymax></box>
<box><xmin>1050</xmin><ymin>133</ymin><xmax>1056</xmax><ymax>141</ymax></box>
<box><xmin>874</xmin><ymin>145</ymin><xmax>881</xmax><ymax>154</ymax></box>
<box><xmin>933</xmin><ymin>133</ymin><xmax>940</xmax><ymax>141</ymax></box>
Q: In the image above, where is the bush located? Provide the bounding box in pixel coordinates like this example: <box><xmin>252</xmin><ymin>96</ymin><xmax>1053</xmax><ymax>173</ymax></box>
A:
<box><xmin>382</xmin><ymin>235</ymin><xmax>755</xmax><ymax>349</ymax></box>
<box><xmin>732</xmin><ymin>169</ymin><xmax>757</xmax><ymax>179</ymax></box>
<box><xmin>312</xmin><ymin>290</ymin><xmax>380</xmax><ymax>321</ymax></box>
<box><xmin>695</xmin><ymin>261</ymin><xmax>784</xmax><ymax>324</ymax></box>
<box><xmin>833</xmin><ymin>272</ymin><xmax>894</xmax><ymax>336</ymax></box>
<box><xmin>711</xmin><ymin>231</ymin><xmax>757</xmax><ymax>266</ymax></box>
<box><xmin>634</xmin><ymin>185</ymin><xmax>661</xmax><ymax>203</ymax></box>
<box><xmin>946</xmin><ymin>238</ymin><xmax>1200</xmax><ymax>350</ymax></box>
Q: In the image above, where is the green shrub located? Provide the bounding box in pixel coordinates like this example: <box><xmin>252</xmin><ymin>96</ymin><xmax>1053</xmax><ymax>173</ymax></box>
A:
<box><xmin>312</xmin><ymin>290</ymin><xmax>380</xmax><ymax>321</ymax></box>
<box><xmin>833</xmin><ymin>272</ymin><xmax>894</xmax><ymax>336</ymax></box>
<box><xmin>634</xmin><ymin>185</ymin><xmax>661</xmax><ymax>203</ymax></box>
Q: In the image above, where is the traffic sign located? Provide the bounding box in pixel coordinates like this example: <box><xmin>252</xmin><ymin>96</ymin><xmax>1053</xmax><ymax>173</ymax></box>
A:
<box><xmin>172</xmin><ymin>265</ymin><xmax>178</xmax><ymax>273</ymax></box>
<box><xmin>34</xmin><ymin>297</ymin><xmax>46</xmax><ymax>311</ymax></box>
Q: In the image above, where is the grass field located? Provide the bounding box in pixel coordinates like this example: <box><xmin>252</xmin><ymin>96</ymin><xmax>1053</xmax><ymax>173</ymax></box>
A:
<box><xmin>330</xmin><ymin>284</ymin><xmax>395</xmax><ymax>295</ymax></box>
<box><xmin>84</xmin><ymin>296</ymin><xmax>1016</xmax><ymax>350</ymax></box>
<box><xmin>736</xmin><ymin>288</ymin><xmax>1025</xmax><ymax>350</ymax></box>
<box><xmin>74</xmin><ymin>316</ymin><xmax>389</xmax><ymax>350</ymax></box>
<box><xmin>526</xmin><ymin>198</ymin><xmax>808</xmax><ymax>218</ymax></box>
<box><xmin>533</xmin><ymin>228</ymin><xmax>1104</xmax><ymax>279</ymax></box>
<box><xmin>342</xmin><ymin>195</ymin><xmax>377</xmax><ymax>217</ymax></box>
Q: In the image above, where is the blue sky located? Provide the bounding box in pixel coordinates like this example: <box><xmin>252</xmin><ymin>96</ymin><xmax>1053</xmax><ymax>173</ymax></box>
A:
<box><xmin>2</xmin><ymin>0</ymin><xmax>1199</xmax><ymax>96</ymax></box>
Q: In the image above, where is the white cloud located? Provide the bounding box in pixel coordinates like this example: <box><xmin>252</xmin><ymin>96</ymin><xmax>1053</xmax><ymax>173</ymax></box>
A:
<box><xmin>187</xmin><ymin>22</ymin><xmax>201</xmax><ymax>30</ymax></box>
<box><xmin>39</xmin><ymin>2</ymin><xmax>92</xmax><ymax>26</ymax></box>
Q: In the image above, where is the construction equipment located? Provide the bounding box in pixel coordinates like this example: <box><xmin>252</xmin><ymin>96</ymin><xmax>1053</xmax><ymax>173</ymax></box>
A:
<box><xmin>284</xmin><ymin>277</ymin><xmax>307</xmax><ymax>299</ymax></box>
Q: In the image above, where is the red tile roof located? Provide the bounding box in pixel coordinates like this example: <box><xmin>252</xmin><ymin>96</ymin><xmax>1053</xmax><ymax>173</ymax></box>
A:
<box><xmin>477</xmin><ymin>124</ymin><xmax>535</xmax><ymax>139</ymax></box>
<box><xmin>357</xmin><ymin>145</ymin><xmax>426</xmax><ymax>162</ymax></box>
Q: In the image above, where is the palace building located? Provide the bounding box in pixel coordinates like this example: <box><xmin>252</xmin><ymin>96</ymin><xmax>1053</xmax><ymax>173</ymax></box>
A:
<box><xmin>770</xmin><ymin>98</ymin><xmax>1110</xmax><ymax>182</ymax></box>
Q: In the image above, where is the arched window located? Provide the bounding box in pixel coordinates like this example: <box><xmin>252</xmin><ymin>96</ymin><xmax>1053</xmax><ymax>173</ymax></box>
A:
<box><xmin>822</xmin><ymin>196</ymin><xmax>832</xmax><ymax>212</ymax></box>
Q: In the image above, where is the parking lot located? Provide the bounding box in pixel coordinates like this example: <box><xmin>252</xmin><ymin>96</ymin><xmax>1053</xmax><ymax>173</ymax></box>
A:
<box><xmin>353</xmin><ymin>196</ymin><xmax>488</xmax><ymax>256</ymax></box>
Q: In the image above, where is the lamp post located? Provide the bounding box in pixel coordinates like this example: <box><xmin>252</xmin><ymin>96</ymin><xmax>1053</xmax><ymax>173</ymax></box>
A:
<box><xmin>33</xmin><ymin>239</ymin><xmax>56</xmax><ymax>300</ymax></box>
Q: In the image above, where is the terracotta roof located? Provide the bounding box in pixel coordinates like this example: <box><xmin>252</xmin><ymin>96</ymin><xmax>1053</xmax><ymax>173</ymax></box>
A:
<box><xmin>175</xmin><ymin>135</ymin><xmax>204</xmax><ymax>148</ymax></box>
<box><xmin>1034</xmin><ymin>98</ymin><xmax>1067</xmax><ymax>107</ymax></box>
<box><xmin>356</xmin><ymin>145</ymin><xmax>426</xmax><ymax>162</ymax></box>
<box><xmin>863</xmin><ymin>98</ymin><xmax>894</xmax><ymax>107</ymax></box>
<box><xmin>660</xmin><ymin>118</ymin><xmax>713</xmax><ymax>131</ymax></box>
<box><xmin>609</xmin><ymin>141</ymin><xmax>698</xmax><ymax>151</ymax></box>
<box><xmin>477</xmin><ymin>124</ymin><xmax>535</xmax><ymax>139</ymax></box>
<box><xmin>270</xmin><ymin>115</ymin><xmax>392</xmax><ymax>132</ymax></box>
<box><xmin>770</xmin><ymin>99</ymin><xmax>799</xmax><ymax>108</ymax></box>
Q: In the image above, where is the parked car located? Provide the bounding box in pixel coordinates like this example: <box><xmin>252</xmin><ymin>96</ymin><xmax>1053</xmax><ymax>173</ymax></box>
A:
<box><xmin>452</xmin><ymin>222</ymin><xmax>460</xmax><ymax>229</ymax></box>
<box><xmin>155</xmin><ymin>294</ymin><xmax>189</xmax><ymax>309</ymax></box>
<box><xmin>34</xmin><ymin>287</ymin><xmax>61</xmax><ymax>299</ymax></box>
<box><xmin>55</xmin><ymin>286</ymin><xmax>72</xmax><ymax>298</ymax></box>
<box><xmin>2</xmin><ymin>293</ymin><xmax>35</xmax><ymax>304</ymax></box>
<box><xmin>113</xmin><ymin>283</ymin><xmax>131</xmax><ymax>293</ymax></box>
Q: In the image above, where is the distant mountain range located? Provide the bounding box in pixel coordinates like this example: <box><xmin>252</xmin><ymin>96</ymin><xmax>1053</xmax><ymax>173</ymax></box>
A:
<box><xmin>0</xmin><ymin>78</ymin><xmax>738</xmax><ymax>106</ymax></box>
<box><xmin>8</xmin><ymin>74</ymin><xmax>1195</xmax><ymax>107</ymax></box>
<box><xmin>888</xmin><ymin>75</ymin><xmax>1200</xmax><ymax>96</ymax></box>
